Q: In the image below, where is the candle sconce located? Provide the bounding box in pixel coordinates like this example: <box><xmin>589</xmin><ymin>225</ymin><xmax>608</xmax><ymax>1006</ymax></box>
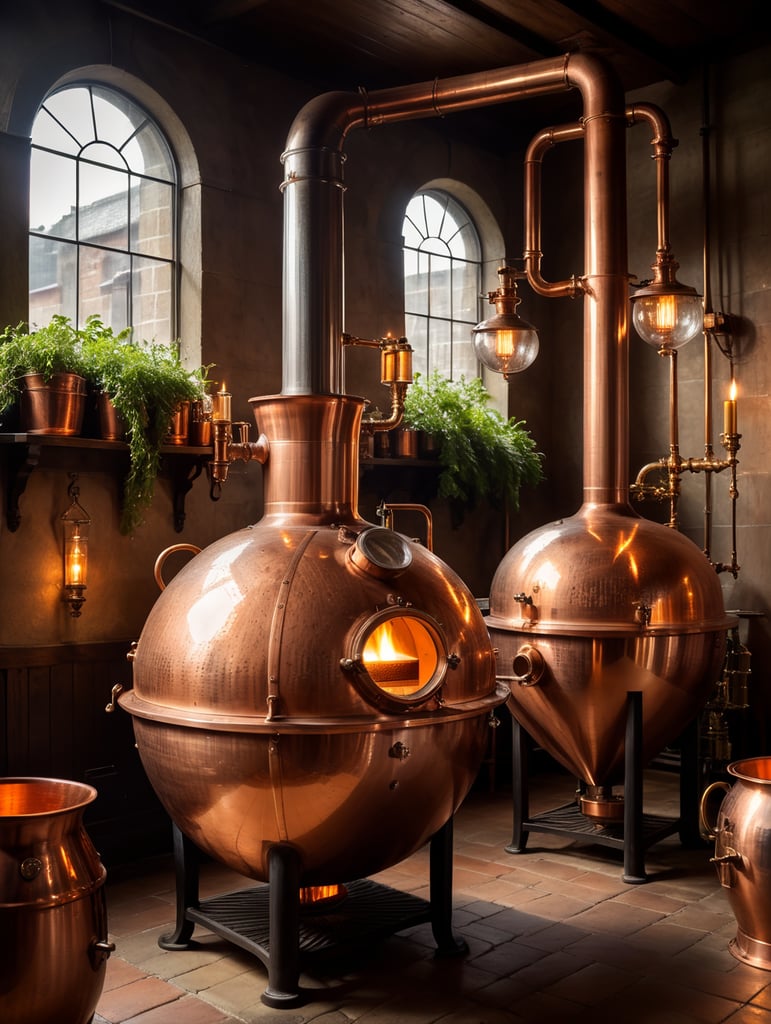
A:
<box><xmin>61</xmin><ymin>473</ymin><xmax>90</xmax><ymax>617</ymax></box>
<box><xmin>208</xmin><ymin>381</ymin><xmax>270</xmax><ymax>499</ymax></box>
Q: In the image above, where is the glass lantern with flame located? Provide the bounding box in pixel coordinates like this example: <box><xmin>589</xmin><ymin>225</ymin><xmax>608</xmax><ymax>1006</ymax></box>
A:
<box><xmin>630</xmin><ymin>259</ymin><xmax>703</xmax><ymax>350</ymax></box>
<box><xmin>472</xmin><ymin>265</ymin><xmax>539</xmax><ymax>378</ymax></box>
<box><xmin>61</xmin><ymin>476</ymin><xmax>90</xmax><ymax>617</ymax></box>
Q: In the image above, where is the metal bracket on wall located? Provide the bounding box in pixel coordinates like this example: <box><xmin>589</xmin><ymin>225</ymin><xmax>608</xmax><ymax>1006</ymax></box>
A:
<box><xmin>0</xmin><ymin>433</ymin><xmax>211</xmax><ymax>533</ymax></box>
<box><xmin>1</xmin><ymin>437</ymin><xmax>42</xmax><ymax>531</ymax></box>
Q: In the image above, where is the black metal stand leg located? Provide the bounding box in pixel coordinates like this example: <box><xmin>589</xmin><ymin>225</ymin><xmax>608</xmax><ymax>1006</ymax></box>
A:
<box><xmin>623</xmin><ymin>690</ymin><xmax>647</xmax><ymax>883</ymax></box>
<box><xmin>159</xmin><ymin>823</ymin><xmax>199</xmax><ymax>949</ymax></box>
<box><xmin>429</xmin><ymin>816</ymin><xmax>467</xmax><ymax>956</ymax></box>
<box><xmin>261</xmin><ymin>844</ymin><xmax>302</xmax><ymax>1008</ymax></box>
<box><xmin>506</xmin><ymin>713</ymin><xmax>530</xmax><ymax>853</ymax></box>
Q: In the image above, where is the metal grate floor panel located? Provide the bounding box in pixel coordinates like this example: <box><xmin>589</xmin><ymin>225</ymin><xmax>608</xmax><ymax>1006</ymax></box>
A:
<box><xmin>187</xmin><ymin>878</ymin><xmax>432</xmax><ymax>965</ymax></box>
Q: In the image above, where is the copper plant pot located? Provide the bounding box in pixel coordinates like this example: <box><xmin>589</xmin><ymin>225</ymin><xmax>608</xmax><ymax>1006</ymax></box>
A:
<box><xmin>0</xmin><ymin>777</ymin><xmax>113</xmax><ymax>1024</ymax></box>
<box><xmin>393</xmin><ymin>427</ymin><xmax>418</xmax><ymax>458</ymax></box>
<box><xmin>165</xmin><ymin>400</ymin><xmax>190</xmax><ymax>445</ymax></box>
<box><xmin>19</xmin><ymin>372</ymin><xmax>86</xmax><ymax>436</ymax></box>
<box><xmin>97</xmin><ymin>391</ymin><xmax>127</xmax><ymax>441</ymax></box>
<box><xmin>187</xmin><ymin>399</ymin><xmax>212</xmax><ymax>446</ymax></box>
<box><xmin>701</xmin><ymin>757</ymin><xmax>771</xmax><ymax>969</ymax></box>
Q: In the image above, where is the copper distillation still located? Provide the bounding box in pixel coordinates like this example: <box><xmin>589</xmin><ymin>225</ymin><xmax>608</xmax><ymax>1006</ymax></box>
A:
<box><xmin>488</xmin><ymin>93</ymin><xmax>738</xmax><ymax>880</ymax></box>
<box><xmin>115</xmin><ymin>52</ymin><xmax>737</xmax><ymax>1003</ymax></box>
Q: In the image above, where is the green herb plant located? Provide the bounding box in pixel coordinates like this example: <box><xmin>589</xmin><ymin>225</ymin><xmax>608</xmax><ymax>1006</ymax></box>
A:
<box><xmin>80</xmin><ymin>322</ymin><xmax>213</xmax><ymax>534</ymax></box>
<box><xmin>0</xmin><ymin>314</ymin><xmax>89</xmax><ymax>413</ymax></box>
<box><xmin>402</xmin><ymin>370</ymin><xmax>544</xmax><ymax>516</ymax></box>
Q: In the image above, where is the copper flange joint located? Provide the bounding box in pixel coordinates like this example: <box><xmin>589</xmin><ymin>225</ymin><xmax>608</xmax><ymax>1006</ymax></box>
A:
<box><xmin>511</xmin><ymin>644</ymin><xmax>545</xmax><ymax>686</ymax></box>
<box><xmin>580</xmin><ymin>788</ymin><xmax>625</xmax><ymax>823</ymax></box>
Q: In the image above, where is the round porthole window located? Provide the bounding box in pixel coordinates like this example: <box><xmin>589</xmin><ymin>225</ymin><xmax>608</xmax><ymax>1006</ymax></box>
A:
<box><xmin>343</xmin><ymin>607</ymin><xmax>448</xmax><ymax>710</ymax></box>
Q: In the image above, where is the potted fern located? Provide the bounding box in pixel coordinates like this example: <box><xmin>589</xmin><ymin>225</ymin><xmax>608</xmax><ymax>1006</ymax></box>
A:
<box><xmin>80</xmin><ymin>324</ymin><xmax>213</xmax><ymax>534</ymax></box>
<box><xmin>1</xmin><ymin>314</ymin><xmax>213</xmax><ymax>533</ymax></box>
<box><xmin>0</xmin><ymin>315</ymin><xmax>90</xmax><ymax>434</ymax></box>
<box><xmin>402</xmin><ymin>370</ymin><xmax>544</xmax><ymax>519</ymax></box>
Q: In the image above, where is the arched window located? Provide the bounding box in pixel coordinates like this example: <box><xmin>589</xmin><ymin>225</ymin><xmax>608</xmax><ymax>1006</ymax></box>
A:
<box><xmin>402</xmin><ymin>189</ymin><xmax>482</xmax><ymax>380</ymax></box>
<box><xmin>29</xmin><ymin>83</ymin><xmax>177</xmax><ymax>342</ymax></box>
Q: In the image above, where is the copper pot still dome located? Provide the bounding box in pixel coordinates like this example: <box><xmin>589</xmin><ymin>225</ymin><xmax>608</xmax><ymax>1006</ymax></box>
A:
<box><xmin>121</xmin><ymin>393</ymin><xmax>505</xmax><ymax>884</ymax></box>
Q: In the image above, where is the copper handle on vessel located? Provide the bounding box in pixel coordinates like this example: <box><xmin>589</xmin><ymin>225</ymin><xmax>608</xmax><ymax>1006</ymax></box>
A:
<box><xmin>105</xmin><ymin>683</ymin><xmax>124</xmax><ymax>713</ymax></box>
<box><xmin>153</xmin><ymin>543</ymin><xmax>202</xmax><ymax>591</ymax></box>
<box><xmin>699</xmin><ymin>779</ymin><xmax>731</xmax><ymax>840</ymax></box>
<box><xmin>90</xmin><ymin>938</ymin><xmax>116</xmax><ymax>969</ymax></box>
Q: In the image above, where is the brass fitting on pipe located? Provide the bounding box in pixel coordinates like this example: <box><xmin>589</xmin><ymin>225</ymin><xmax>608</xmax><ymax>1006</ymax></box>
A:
<box><xmin>210</xmin><ymin>419</ymin><xmax>269</xmax><ymax>498</ymax></box>
<box><xmin>343</xmin><ymin>332</ymin><xmax>414</xmax><ymax>433</ymax></box>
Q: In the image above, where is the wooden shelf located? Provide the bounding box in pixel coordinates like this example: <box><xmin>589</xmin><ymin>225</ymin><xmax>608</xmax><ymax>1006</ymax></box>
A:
<box><xmin>359</xmin><ymin>456</ymin><xmax>438</xmax><ymax>469</ymax></box>
<box><xmin>0</xmin><ymin>433</ymin><xmax>212</xmax><ymax>533</ymax></box>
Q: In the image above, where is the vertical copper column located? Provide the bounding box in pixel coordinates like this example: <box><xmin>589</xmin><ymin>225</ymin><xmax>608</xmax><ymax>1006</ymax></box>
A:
<box><xmin>565</xmin><ymin>59</ymin><xmax>630</xmax><ymax>506</ymax></box>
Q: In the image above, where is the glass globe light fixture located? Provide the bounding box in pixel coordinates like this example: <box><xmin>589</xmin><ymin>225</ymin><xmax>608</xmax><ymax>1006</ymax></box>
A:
<box><xmin>631</xmin><ymin>253</ymin><xmax>703</xmax><ymax>350</ymax></box>
<box><xmin>472</xmin><ymin>266</ymin><xmax>539</xmax><ymax>379</ymax></box>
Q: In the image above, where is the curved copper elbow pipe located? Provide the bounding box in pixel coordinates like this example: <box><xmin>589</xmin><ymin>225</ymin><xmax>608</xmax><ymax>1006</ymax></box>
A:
<box><xmin>523</xmin><ymin>122</ymin><xmax>586</xmax><ymax>298</ymax></box>
<box><xmin>366</xmin><ymin>383</ymin><xmax>408</xmax><ymax>432</ymax></box>
<box><xmin>625</xmin><ymin>103</ymin><xmax>677</xmax><ymax>263</ymax></box>
<box><xmin>378</xmin><ymin>501</ymin><xmax>433</xmax><ymax>551</ymax></box>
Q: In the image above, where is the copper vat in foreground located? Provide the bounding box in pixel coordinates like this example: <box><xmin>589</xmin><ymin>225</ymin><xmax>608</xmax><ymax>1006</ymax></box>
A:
<box><xmin>701</xmin><ymin>756</ymin><xmax>771</xmax><ymax>970</ymax></box>
<box><xmin>0</xmin><ymin>777</ymin><xmax>113</xmax><ymax>1024</ymax></box>
<box><xmin>120</xmin><ymin>393</ymin><xmax>505</xmax><ymax>884</ymax></box>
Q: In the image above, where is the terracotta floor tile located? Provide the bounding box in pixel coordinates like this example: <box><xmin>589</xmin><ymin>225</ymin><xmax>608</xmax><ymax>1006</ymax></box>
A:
<box><xmin>84</xmin><ymin>770</ymin><xmax>771</xmax><ymax>1023</ymax></box>
<box><xmin>121</xmin><ymin>994</ymin><xmax>233</xmax><ymax>1023</ymax></box>
<box><xmin>103</xmin><ymin>957</ymin><xmax>149</xmax><ymax>992</ymax></box>
<box><xmin>96</xmin><ymin>976</ymin><xmax>183</xmax><ymax>1022</ymax></box>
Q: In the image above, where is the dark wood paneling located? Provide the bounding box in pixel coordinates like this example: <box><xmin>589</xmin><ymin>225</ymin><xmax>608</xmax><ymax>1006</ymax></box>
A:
<box><xmin>1</xmin><ymin>641</ymin><xmax>171</xmax><ymax>864</ymax></box>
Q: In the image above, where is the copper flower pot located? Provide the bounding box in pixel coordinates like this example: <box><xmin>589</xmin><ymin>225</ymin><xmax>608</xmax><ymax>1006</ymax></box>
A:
<box><xmin>701</xmin><ymin>756</ymin><xmax>771</xmax><ymax>969</ymax></box>
<box><xmin>165</xmin><ymin>400</ymin><xmax>190</xmax><ymax>445</ymax></box>
<box><xmin>393</xmin><ymin>427</ymin><xmax>418</xmax><ymax>458</ymax></box>
<box><xmin>97</xmin><ymin>391</ymin><xmax>127</xmax><ymax>441</ymax></box>
<box><xmin>187</xmin><ymin>399</ymin><xmax>212</xmax><ymax>446</ymax></box>
<box><xmin>0</xmin><ymin>777</ymin><xmax>113</xmax><ymax>1024</ymax></box>
<box><xmin>19</xmin><ymin>372</ymin><xmax>86</xmax><ymax>435</ymax></box>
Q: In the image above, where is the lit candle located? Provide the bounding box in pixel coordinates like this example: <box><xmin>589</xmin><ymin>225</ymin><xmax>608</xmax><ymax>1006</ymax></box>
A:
<box><xmin>65</xmin><ymin>528</ymin><xmax>86</xmax><ymax>586</ymax></box>
<box><xmin>212</xmin><ymin>382</ymin><xmax>232</xmax><ymax>422</ymax></box>
<box><xmin>723</xmin><ymin>380</ymin><xmax>738</xmax><ymax>435</ymax></box>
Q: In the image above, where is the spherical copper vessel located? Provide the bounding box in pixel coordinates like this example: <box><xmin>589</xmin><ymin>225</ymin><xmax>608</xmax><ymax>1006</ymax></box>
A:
<box><xmin>120</xmin><ymin>394</ymin><xmax>505</xmax><ymax>884</ymax></box>
<box><xmin>487</xmin><ymin>503</ymin><xmax>734</xmax><ymax>787</ymax></box>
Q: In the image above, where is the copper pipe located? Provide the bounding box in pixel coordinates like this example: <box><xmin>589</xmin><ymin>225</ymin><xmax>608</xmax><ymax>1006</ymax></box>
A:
<box><xmin>209</xmin><ymin>419</ymin><xmax>269</xmax><ymax>496</ymax></box>
<box><xmin>377</xmin><ymin>501</ymin><xmax>433</xmax><ymax>551</ymax></box>
<box><xmin>626</xmin><ymin>103</ymin><xmax>676</xmax><ymax>262</ymax></box>
<box><xmin>523</xmin><ymin>121</ymin><xmax>586</xmax><ymax>298</ymax></box>
<box><xmin>282</xmin><ymin>52</ymin><xmax>629</xmax><ymax>506</ymax></box>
